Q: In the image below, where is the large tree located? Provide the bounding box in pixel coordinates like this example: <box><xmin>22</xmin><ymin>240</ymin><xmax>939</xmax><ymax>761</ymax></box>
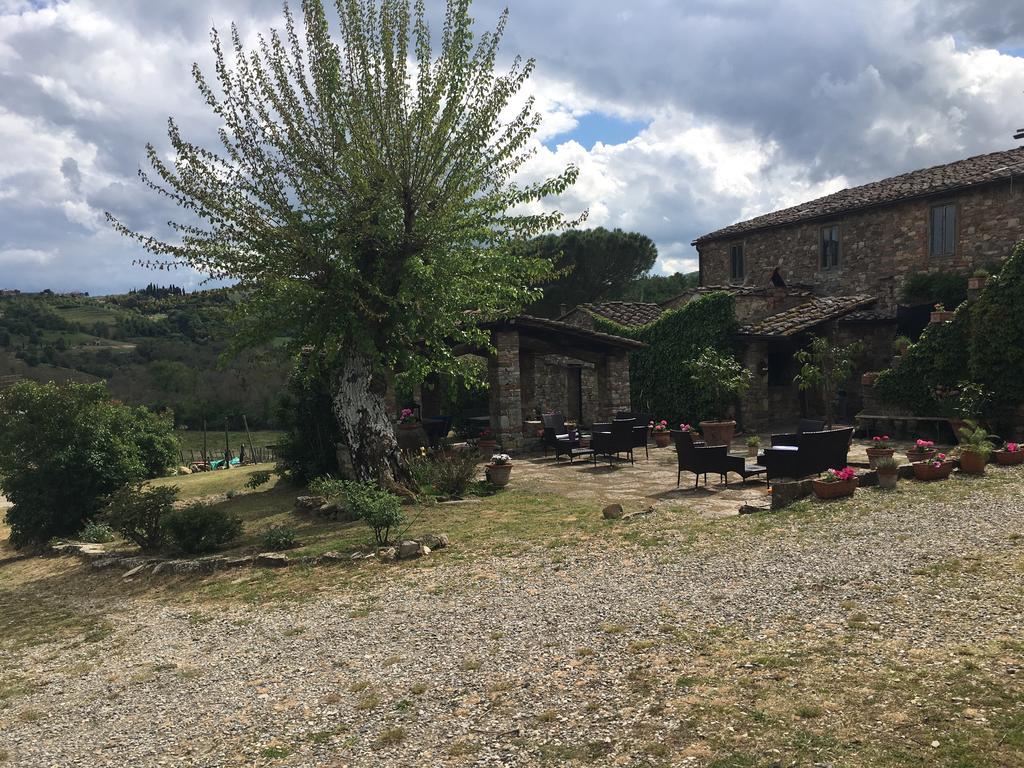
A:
<box><xmin>523</xmin><ymin>227</ymin><xmax>658</xmax><ymax>317</ymax></box>
<box><xmin>109</xmin><ymin>0</ymin><xmax>577</xmax><ymax>484</ymax></box>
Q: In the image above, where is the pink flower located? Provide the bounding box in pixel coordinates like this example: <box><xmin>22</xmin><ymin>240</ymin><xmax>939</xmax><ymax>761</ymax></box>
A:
<box><xmin>915</xmin><ymin>439</ymin><xmax>934</xmax><ymax>449</ymax></box>
<box><xmin>679</xmin><ymin>423</ymin><xmax>692</xmax><ymax>432</ymax></box>
<box><xmin>1008</xmin><ymin>443</ymin><xmax>1020</xmax><ymax>453</ymax></box>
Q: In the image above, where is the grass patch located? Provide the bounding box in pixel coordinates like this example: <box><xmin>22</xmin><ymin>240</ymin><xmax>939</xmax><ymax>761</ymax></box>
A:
<box><xmin>372</xmin><ymin>727</ymin><xmax>406</xmax><ymax>749</ymax></box>
<box><xmin>260</xmin><ymin>745</ymin><xmax>293</xmax><ymax>759</ymax></box>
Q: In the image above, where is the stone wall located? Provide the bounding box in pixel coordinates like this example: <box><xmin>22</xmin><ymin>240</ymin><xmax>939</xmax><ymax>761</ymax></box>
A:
<box><xmin>528</xmin><ymin>354</ymin><xmax>598</xmax><ymax>424</ymax></box>
<box><xmin>698</xmin><ymin>179</ymin><xmax>1023</xmax><ymax>311</ymax></box>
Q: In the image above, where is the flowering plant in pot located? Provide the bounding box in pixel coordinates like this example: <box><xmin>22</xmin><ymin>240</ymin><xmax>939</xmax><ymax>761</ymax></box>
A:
<box><xmin>745</xmin><ymin>435</ymin><xmax>761</xmax><ymax>458</ymax></box>
<box><xmin>690</xmin><ymin>348</ymin><xmax>751</xmax><ymax>447</ymax></box>
<box><xmin>912</xmin><ymin>452</ymin><xmax>954</xmax><ymax>481</ymax></box>
<box><xmin>485</xmin><ymin>453</ymin><xmax>513</xmax><ymax>487</ymax></box>
<box><xmin>906</xmin><ymin>439</ymin><xmax>937</xmax><ymax>463</ymax></box>
<box><xmin>955</xmin><ymin>421</ymin><xmax>995</xmax><ymax>475</ymax></box>
<box><xmin>866</xmin><ymin>435</ymin><xmax>895</xmax><ymax>468</ymax></box>
<box><xmin>398</xmin><ymin>407</ymin><xmax>419</xmax><ymax>426</ymax></box>
<box><xmin>476</xmin><ymin>427</ymin><xmax>497</xmax><ymax>452</ymax></box>
<box><xmin>995</xmin><ymin>441</ymin><xmax>1024</xmax><ymax>466</ymax></box>
<box><xmin>874</xmin><ymin>456</ymin><xmax>900</xmax><ymax>490</ymax></box>
<box><xmin>812</xmin><ymin>466</ymin><xmax>858</xmax><ymax>500</ymax></box>
<box><xmin>649</xmin><ymin>420</ymin><xmax>672</xmax><ymax>447</ymax></box>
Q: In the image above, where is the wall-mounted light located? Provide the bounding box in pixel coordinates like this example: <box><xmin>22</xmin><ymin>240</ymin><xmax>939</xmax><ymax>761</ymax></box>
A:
<box><xmin>757</xmin><ymin>359</ymin><xmax>769</xmax><ymax>377</ymax></box>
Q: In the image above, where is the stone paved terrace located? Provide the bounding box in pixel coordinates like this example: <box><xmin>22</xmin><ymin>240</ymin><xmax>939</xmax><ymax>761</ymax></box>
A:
<box><xmin>511</xmin><ymin>434</ymin><xmax>926</xmax><ymax>518</ymax></box>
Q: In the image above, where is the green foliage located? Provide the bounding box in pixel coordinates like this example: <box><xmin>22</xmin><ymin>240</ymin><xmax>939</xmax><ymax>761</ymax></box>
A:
<box><xmin>969</xmin><ymin>242</ymin><xmax>1024</xmax><ymax>412</ymax></box>
<box><xmin>261</xmin><ymin>525</ymin><xmax>297</xmax><ymax>551</ymax></box>
<box><xmin>274</xmin><ymin>356</ymin><xmax>341</xmax><ymax>483</ymax></box>
<box><xmin>593</xmin><ymin>292</ymin><xmax>738</xmax><ymax>425</ymax></box>
<box><xmin>690</xmin><ymin>347</ymin><xmax>752</xmax><ymax>420</ymax></box>
<box><xmin>108</xmin><ymin>0</ymin><xmax>577</xmax><ymax>398</ymax></box>
<box><xmin>900</xmin><ymin>271</ymin><xmax>968</xmax><ymax>309</ymax></box>
<box><xmin>104</xmin><ymin>483</ymin><xmax>178</xmax><ymax>551</ymax></box>
<box><xmin>79</xmin><ymin>521</ymin><xmax>115</xmax><ymax>544</ymax></box>
<box><xmin>0</xmin><ymin>381</ymin><xmax>177</xmax><ymax>548</ymax></box>
<box><xmin>523</xmin><ymin>228</ymin><xmax>658</xmax><ymax>317</ymax></box>
<box><xmin>793</xmin><ymin>336</ymin><xmax>862</xmax><ymax>426</ymax></box>
<box><xmin>957</xmin><ymin>420</ymin><xmax>995</xmax><ymax>457</ymax></box>
<box><xmin>245</xmin><ymin>470</ymin><xmax>272</xmax><ymax>490</ymax></box>
<box><xmin>409</xmin><ymin>449</ymin><xmax>480</xmax><ymax>498</ymax></box>
<box><xmin>308</xmin><ymin>475</ymin><xmax>346</xmax><ymax>500</ymax></box>
<box><xmin>621</xmin><ymin>272</ymin><xmax>699</xmax><ymax>304</ymax></box>
<box><xmin>341</xmin><ymin>481</ymin><xmax>406</xmax><ymax>546</ymax></box>
<box><xmin>164</xmin><ymin>504</ymin><xmax>243</xmax><ymax>555</ymax></box>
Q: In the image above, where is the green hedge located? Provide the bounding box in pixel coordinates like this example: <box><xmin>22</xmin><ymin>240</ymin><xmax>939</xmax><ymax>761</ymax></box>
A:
<box><xmin>594</xmin><ymin>292</ymin><xmax>737</xmax><ymax>425</ymax></box>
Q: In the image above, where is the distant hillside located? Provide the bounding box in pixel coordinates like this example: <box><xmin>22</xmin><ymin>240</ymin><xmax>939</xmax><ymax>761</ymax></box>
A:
<box><xmin>0</xmin><ymin>286</ymin><xmax>290</xmax><ymax>429</ymax></box>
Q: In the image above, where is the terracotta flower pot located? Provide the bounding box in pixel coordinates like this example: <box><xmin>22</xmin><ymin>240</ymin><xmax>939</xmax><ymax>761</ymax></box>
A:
<box><xmin>477</xmin><ymin>439</ymin><xmax>497</xmax><ymax>454</ymax></box>
<box><xmin>994</xmin><ymin>450</ymin><xmax>1024</xmax><ymax>466</ymax></box>
<box><xmin>699</xmin><ymin>420</ymin><xmax>736</xmax><ymax>447</ymax></box>
<box><xmin>812</xmin><ymin>477</ymin><xmax>858</xmax><ymax>500</ymax></box>
<box><xmin>930</xmin><ymin>310</ymin><xmax>954</xmax><ymax>324</ymax></box>
<box><xmin>653</xmin><ymin>431</ymin><xmax>671</xmax><ymax>448</ymax></box>
<box><xmin>866</xmin><ymin>447</ymin><xmax>895</xmax><ymax>469</ymax></box>
<box><xmin>958</xmin><ymin>451</ymin><xmax>988</xmax><ymax>475</ymax></box>
<box><xmin>877</xmin><ymin>470</ymin><xmax>899</xmax><ymax>490</ymax></box>
<box><xmin>913</xmin><ymin>461</ymin><xmax>954</xmax><ymax>481</ymax></box>
<box><xmin>968</xmin><ymin>276</ymin><xmax>987</xmax><ymax>291</ymax></box>
<box><xmin>486</xmin><ymin>462</ymin><xmax>512</xmax><ymax>487</ymax></box>
<box><xmin>747</xmin><ymin>446</ymin><xmax>760</xmax><ymax>458</ymax></box>
<box><xmin>906</xmin><ymin>448</ymin><xmax>937</xmax><ymax>464</ymax></box>
<box><xmin>861</xmin><ymin>372</ymin><xmax>880</xmax><ymax>387</ymax></box>
<box><xmin>396</xmin><ymin>422</ymin><xmax>427</xmax><ymax>453</ymax></box>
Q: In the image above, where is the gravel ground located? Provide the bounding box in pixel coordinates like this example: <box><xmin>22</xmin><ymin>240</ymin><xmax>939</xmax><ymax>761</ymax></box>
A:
<box><xmin>2</xmin><ymin>473</ymin><xmax>1024</xmax><ymax>767</ymax></box>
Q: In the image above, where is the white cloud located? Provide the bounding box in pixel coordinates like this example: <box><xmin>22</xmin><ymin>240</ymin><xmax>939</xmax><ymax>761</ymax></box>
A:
<box><xmin>0</xmin><ymin>247</ymin><xmax>56</xmax><ymax>265</ymax></box>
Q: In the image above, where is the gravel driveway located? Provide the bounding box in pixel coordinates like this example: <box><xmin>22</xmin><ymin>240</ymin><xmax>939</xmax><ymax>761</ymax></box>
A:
<box><xmin>2</xmin><ymin>473</ymin><xmax>1023</xmax><ymax>767</ymax></box>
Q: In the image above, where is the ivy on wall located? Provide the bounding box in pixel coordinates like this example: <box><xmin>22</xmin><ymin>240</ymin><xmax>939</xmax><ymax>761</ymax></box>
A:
<box><xmin>875</xmin><ymin>240</ymin><xmax>1024</xmax><ymax>420</ymax></box>
<box><xmin>593</xmin><ymin>292</ymin><xmax>738</xmax><ymax>425</ymax></box>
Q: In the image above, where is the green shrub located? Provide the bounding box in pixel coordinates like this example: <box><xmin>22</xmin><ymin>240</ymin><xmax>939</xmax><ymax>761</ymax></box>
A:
<box><xmin>593</xmin><ymin>292</ymin><xmax>737</xmax><ymax>425</ymax></box>
<box><xmin>970</xmin><ymin>241</ymin><xmax>1024</xmax><ymax>414</ymax></box>
<box><xmin>689</xmin><ymin>346</ymin><xmax>751</xmax><ymax>420</ymax></box>
<box><xmin>79</xmin><ymin>521</ymin><xmax>115</xmax><ymax>544</ymax></box>
<box><xmin>245</xmin><ymin>470</ymin><xmax>272</xmax><ymax>490</ymax></box>
<box><xmin>342</xmin><ymin>481</ymin><xmax>405</xmax><ymax>545</ymax></box>
<box><xmin>262</xmin><ymin>525</ymin><xmax>298</xmax><ymax>551</ymax></box>
<box><xmin>104</xmin><ymin>483</ymin><xmax>178</xmax><ymax>551</ymax></box>
<box><xmin>409</xmin><ymin>449</ymin><xmax>479</xmax><ymax>498</ymax></box>
<box><xmin>0</xmin><ymin>381</ymin><xmax>179</xmax><ymax>548</ymax></box>
<box><xmin>900</xmin><ymin>271</ymin><xmax>968</xmax><ymax>309</ymax></box>
<box><xmin>309</xmin><ymin>475</ymin><xmax>346</xmax><ymax>499</ymax></box>
<box><xmin>164</xmin><ymin>504</ymin><xmax>243</xmax><ymax>554</ymax></box>
<box><xmin>274</xmin><ymin>356</ymin><xmax>341</xmax><ymax>483</ymax></box>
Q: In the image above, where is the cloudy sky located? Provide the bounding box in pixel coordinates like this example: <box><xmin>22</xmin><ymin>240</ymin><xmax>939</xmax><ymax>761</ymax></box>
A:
<box><xmin>1</xmin><ymin>0</ymin><xmax>1023</xmax><ymax>294</ymax></box>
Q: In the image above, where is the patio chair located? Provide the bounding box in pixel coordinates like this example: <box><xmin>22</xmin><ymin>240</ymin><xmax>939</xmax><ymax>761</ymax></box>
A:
<box><xmin>759</xmin><ymin>427</ymin><xmax>854</xmax><ymax>481</ymax></box>
<box><xmin>674</xmin><ymin>429</ymin><xmax>732</xmax><ymax>488</ymax></box>
<box><xmin>541</xmin><ymin>413</ymin><xmax>577</xmax><ymax>460</ymax></box>
<box><xmin>592</xmin><ymin>419</ymin><xmax>638</xmax><ymax>466</ymax></box>
<box><xmin>769</xmin><ymin>419</ymin><xmax>828</xmax><ymax>448</ymax></box>
<box><xmin>616</xmin><ymin>411</ymin><xmax>651</xmax><ymax>459</ymax></box>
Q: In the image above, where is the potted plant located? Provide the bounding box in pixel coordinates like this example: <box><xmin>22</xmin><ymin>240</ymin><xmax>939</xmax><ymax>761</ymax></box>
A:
<box><xmin>793</xmin><ymin>335</ymin><xmax>862</xmax><ymax>429</ymax></box>
<box><xmin>861</xmin><ymin>371</ymin><xmax>880</xmax><ymax>387</ymax></box>
<box><xmin>874</xmin><ymin>456</ymin><xmax>900</xmax><ymax>490</ymax></box>
<box><xmin>906</xmin><ymin>439</ymin><xmax>938</xmax><ymax>464</ymax></box>
<box><xmin>912</xmin><ymin>452</ymin><xmax>954</xmax><ymax>481</ymax></box>
<box><xmin>968</xmin><ymin>268</ymin><xmax>989</xmax><ymax>291</ymax></box>
<box><xmin>892</xmin><ymin>335</ymin><xmax>912</xmax><ymax>356</ymax></box>
<box><xmin>995</xmin><ymin>442</ymin><xmax>1024</xmax><ymax>466</ymax></box>
<box><xmin>395</xmin><ymin>407</ymin><xmax>427</xmax><ymax>452</ymax></box>
<box><xmin>812</xmin><ymin>466</ymin><xmax>858</xmax><ymax>500</ymax></box>
<box><xmin>485</xmin><ymin>453</ymin><xmax>513</xmax><ymax>487</ymax></box>
<box><xmin>691</xmin><ymin>348</ymin><xmax>751</xmax><ymax>447</ymax></box>
<box><xmin>476</xmin><ymin>427</ymin><xmax>498</xmax><ymax>453</ymax></box>
<box><xmin>956</xmin><ymin>421</ymin><xmax>995</xmax><ymax>475</ymax></box>
<box><xmin>649</xmin><ymin>420</ymin><xmax>672</xmax><ymax>448</ymax></box>
<box><xmin>866</xmin><ymin>434</ymin><xmax>895</xmax><ymax>469</ymax></box>
<box><xmin>745</xmin><ymin>435</ymin><xmax>761</xmax><ymax>458</ymax></box>
<box><xmin>930</xmin><ymin>302</ymin><xmax>954</xmax><ymax>324</ymax></box>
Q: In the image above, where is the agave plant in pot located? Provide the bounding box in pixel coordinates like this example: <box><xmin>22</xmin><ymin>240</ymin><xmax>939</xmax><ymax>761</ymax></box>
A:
<box><xmin>691</xmin><ymin>348</ymin><xmax>751</xmax><ymax>447</ymax></box>
<box><xmin>956</xmin><ymin>421</ymin><xmax>995</xmax><ymax>475</ymax></box>
<box><xmin>874</xmin><ymin>456</ymin><xmax>900</xmax><ymax>490</ymax></box>
<box><xmin>745</xmin><ymin>435</ymin><xmax>761</xmax><ymax>459</ymax></box>
<box><xmin>812</xmin><ymin>466</ymin><xmax>858</xmax><ymax>500</ymax></box>
<box><xmin>912</xmin><ymin>452</ymin><xmax>954</xmax><ymax>481</ymax></box>
<box><xmin>866</xmin><ymin>434</ymin><xmax>895</xmax><ymax>469</ymax></box>
<box><xmin>994</xmin><ymin>441</ymin><xmax>1024</xmax><ymax>466</ymax></box>
<box><xmin>649</xmin><ymin>420</ymin><xmax>672</xmax><ymax>448</ymax></box>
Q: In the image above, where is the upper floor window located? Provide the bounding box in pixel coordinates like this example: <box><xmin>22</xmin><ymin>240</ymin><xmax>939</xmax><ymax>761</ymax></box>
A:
<box><xmin>820</xmin><ymin>225</ymin><xmax>840</xmax><ymax>270</ymax></box>
<box><xmin>930</xmin><ymin>203</ymin><xmax>957</xmax><ymax>257</ymax></box>
<box><xmin>729</xmin><ymin>243</ymin><xmax>744</xmax><ymax>281</ymax></box>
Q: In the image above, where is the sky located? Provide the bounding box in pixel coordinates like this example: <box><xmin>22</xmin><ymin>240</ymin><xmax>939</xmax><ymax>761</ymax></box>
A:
<box><xmin>0</xmin><ymin>0</ymin><xmax>1023</xmax><ymax>295</ymax></box>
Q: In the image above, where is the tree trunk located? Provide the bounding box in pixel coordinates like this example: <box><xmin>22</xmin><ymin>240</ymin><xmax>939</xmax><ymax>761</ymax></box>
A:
<box><xmin>331</xmin><ymin>350</ymin><xmax>405</xmax><ymax>485</ymax></box>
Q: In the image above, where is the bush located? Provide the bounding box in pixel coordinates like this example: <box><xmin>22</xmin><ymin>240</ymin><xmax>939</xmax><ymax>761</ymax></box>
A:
<box><xmin>245</xmin><ymin>470</ymin><xmax>272</xmax><ymax>490</ymax></box>
<box><xmin>164</xmin><ymin>504</ymin><xmax>243</xmax><ymax>554</ymax></box>
<box><xmin>79</xmin><ymin>521</ymin><xmax>115</xmax><ymax>544</ymax></box>
<box><xmin>409</xmin><ymin>449</ymin><xmax>479</xmax><ymax>498</ymax></box>
<box><xmin>309</xmin><ymin>475</ymin><xmax>346</xmax><ymax>499</ymax></box>
<box><xmin>104</xmin><ymin>483</ymin><xmax>178</xmax><ymax>551</ymax></box>
<box><xmin>0</xmin><ymin>381</ymin><xmax>179</xmax><ymax>548</ymax></box>
<box><xmin>970</xmin><ymin>241</ymin><xmax>1024</xmax><ymax>415</ymax></box>
<box><xmin>900</xmin><ymin>271</ymin><xmax>968</xmax><ymax>310</ymax></box>
<box><xmin>274</xmin><ymin>356</ymin><xmax>341</xmax><ymax>483</ymax></box>
<box><xmin>342</xmin><ymin>481</ymin><xmax>405</xmax><ymax>545</ymax></box>
<box><xmin>262</xmin><ymin>525</ymin><xmax>298</xmax><ymax>551</ymax></box>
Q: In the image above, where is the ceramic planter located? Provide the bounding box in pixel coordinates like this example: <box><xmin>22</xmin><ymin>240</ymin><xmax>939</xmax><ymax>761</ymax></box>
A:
<box><xmin>812</xmin><ymin>477</ymin><xmax>858</xmax><ymax>500</ymax></box>
<box><xmin>396</xmin><ymin>422</ymin><xmax>427</xmax><ymax>453</ymax></box>
<box><xmin>958</xmin><ymin>451</ymin><xmax>988</xmax><ymax>475</ymax></box>
<box><xmin>906</xmin><ymin>448</ymin><xmax>937</xmax><ymax>464</ymax></box>
<box><xmin>486</xmin><ymin>462</ymin><xmax>512</xmax><ymax>487</ymax></box>
<box><xmin>653</xmin><ymin>431</ymin><xmax>671</xmax><ymax>448</ymax></box>
<box><xmin>866</xmin><ymin>447</ymin><xmax>895</xmax><ymax>469</ymax></box>
<box><xmin>747</xmin><ymin>446</ymin><xmax>760</xmax><ymax>458</ymax></box>
<box><xmin>877</xmin><ymin>470</ymin><xmax>899</xmax><ymax>490</ymax></box>
<box><xmin>913</xmin><ymin>461</ymin><xmax>954</xmax><ymax>481</ymax></box>
<box><xmin>699</xmin><ymin>420</ymin><xmax>736</xmax><ymax>447</ymax></box>
<box><xmin>930</xmin><ymin>310</ymin><xmax>954</xmax><ymax>324</ymax></box>
<box><xmin>968</xmin><ymin>276</ymin><xmax>988</xmax><ymax>291</ymax></box>
<box><xmin>994</xmin><ymin>450</ymin><xmax>1024</xmax><ymax>466</ymax></box>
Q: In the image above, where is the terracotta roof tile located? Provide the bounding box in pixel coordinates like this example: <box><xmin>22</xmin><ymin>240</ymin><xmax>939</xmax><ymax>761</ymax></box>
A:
<box><xmin>695</xmin><ymin>147</ymin><xmax>1024</xmax><ymax>244</ymax></box>
<box><xmin>569</xmin><ymin>301</ymin><xmax>665</xmax><ymax>327</ymax></box>
<box><xmin>739</xmin><ymin>295</ymin><xmax>877</xmax><ymax>338</ymax></box>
